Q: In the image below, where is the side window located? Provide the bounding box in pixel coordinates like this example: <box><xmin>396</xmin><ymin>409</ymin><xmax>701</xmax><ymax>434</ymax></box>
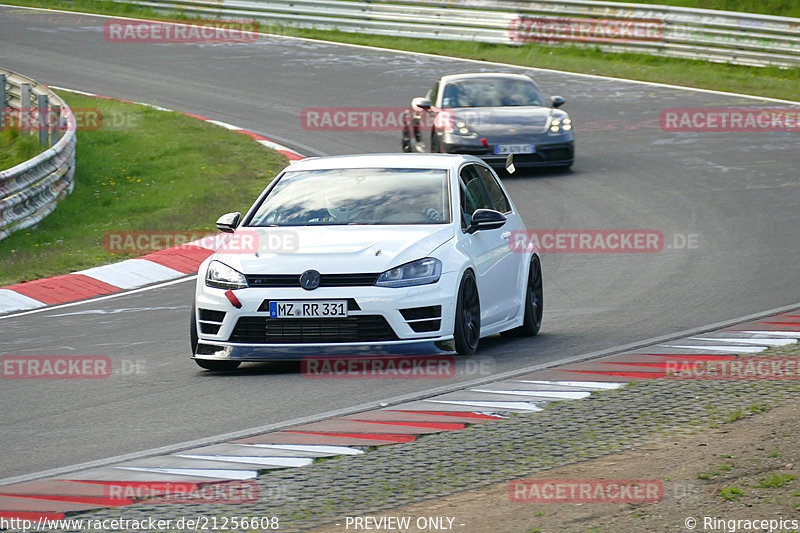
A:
<box><xmin>426</xmin><ymin>82</ymin><xmax>439</xmax><ymax>107</ymax></box>
<box><xmin>459</xmin><ymin>165</ymin><xmax>492</xmax><ymax>230</ymax></box>
<box><xmin>476</xmin><ymin>165</ymin><xmax>512</xmax><ymax>213</ymax></box>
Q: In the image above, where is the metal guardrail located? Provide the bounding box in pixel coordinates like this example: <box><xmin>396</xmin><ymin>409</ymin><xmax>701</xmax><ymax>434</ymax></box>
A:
<box><xmin>110</xmin><ymin>0</ymin><xmax>800</xmax><ymax>67</ymax></box>
<box><xmin>0</xmin><ymin>68</ymin><xmax>76</xmax><ymax>241</ymax></box>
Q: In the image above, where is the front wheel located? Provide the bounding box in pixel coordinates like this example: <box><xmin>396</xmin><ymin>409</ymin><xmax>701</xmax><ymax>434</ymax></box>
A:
<box><xmin>502</xmin><ymin>255</ymin><xmax>543</xmax><ymax>337</ymax></box>
<box><xmin>454</xmin><ymin>270</ymin><xmax>480</xmax><ymax>355</ymax></box>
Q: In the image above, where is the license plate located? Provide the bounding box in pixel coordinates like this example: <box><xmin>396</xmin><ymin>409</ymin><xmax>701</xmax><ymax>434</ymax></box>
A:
<box><xmin>269</xmin><ymin>300</ymin><xmax>348</xmax><ymax>318</ymax></box>
<box><xmin>494</xmin><ymin>144</ymin><xmax>534</xmax><ymax>155</ymax></box>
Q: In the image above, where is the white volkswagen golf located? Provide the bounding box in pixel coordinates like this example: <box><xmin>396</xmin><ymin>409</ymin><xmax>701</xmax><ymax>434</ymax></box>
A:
<box><xmin>191</xmin><ymin>153</ymin><xmax>542</xmax><ymax>370</ymax></box>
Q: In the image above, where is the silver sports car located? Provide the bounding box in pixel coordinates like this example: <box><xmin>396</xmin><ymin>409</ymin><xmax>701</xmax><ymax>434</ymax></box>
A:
<box><xmin>402</xmin><ymin>72</ymin><xmax>574</xmax><ymax>169</ymax></box>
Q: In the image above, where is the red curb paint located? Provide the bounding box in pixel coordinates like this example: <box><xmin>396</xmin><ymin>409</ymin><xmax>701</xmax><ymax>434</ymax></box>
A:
<box><xmin>234</xmin><ymin>129</ymin><xmax>268</xmax><ymax>141</ymax></box>
<box><xmin>0</xmin><ymin>511</ymin><xmax>65</xmax><ymax>521</ymax></box>
<box><xmin>140</xmin><ymin>245</ymin><xmax>213</xmax><ymax>274</ymax></box>
<box><xmin>182</xmin><ymin>112</ymin><xmax>210</xmax><ymax>121</ymax></box>
<box><xmin>0</xmin><ymin>493</ymin><xmax>132</xmax><ymax>507</ymax></box>
<box><xmin>283</xmin><ymin>431</ymin><xmax>416</xmax><ymax>443</ymax></box>
<box><xmin>390</xmin><ymin>410</ymin><xmax>504</xmax><ymax>420</ymax></box>
<box><xmin>60</xmin><ymin>480</ymin><xmax>200</xmax><ymax>494</ymax></box>
<box><xmin>3</xmin><ymin>275</ymin><xmax>120</xmax><ymax>304</ymax></box>
<box><xmin>345</xmin><ymin>420</ymin><xmax>466</xmax><ymax>431</ymax></box>
<box><xmin>560</xmin><ymin>370</ymin><xmax>663</xmax><ymax>379</ymax></box>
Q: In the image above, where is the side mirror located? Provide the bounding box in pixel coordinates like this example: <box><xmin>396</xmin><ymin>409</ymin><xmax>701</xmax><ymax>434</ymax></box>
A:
<box><xmin>551</xmin><ymin>95</ymin><xmax>566</xmax><ymax>108</ymax></box>
<box><xmin>467</xmin><ymin>209</ymin><xmax>507</xmax><ymax>234</ymax></box>
<box><xmin>412</xmin><ymin>97</ymin><xmax>432</xmax><ymax>110</ymax></box>
<box><xmin>216</xmin><ymin>212</ymin><xmax>241</xmax><ymax>233</ymax></box>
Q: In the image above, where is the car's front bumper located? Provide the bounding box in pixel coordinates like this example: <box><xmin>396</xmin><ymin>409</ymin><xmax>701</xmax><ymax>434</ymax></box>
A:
<box><xmin>193</xmin><ymin>273</ymin><xmax>459</xmax><ymax>361</ymax></box>
<box><xmin>442</xmin><ymin>140</ymin><xmax>575</xmax><ymax>168</ymax></box>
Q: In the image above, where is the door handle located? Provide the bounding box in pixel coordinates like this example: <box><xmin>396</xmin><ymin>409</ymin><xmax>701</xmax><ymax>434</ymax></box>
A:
<box><xmin>501</xmin><ymin>232</ymin><xmax>511</xmax><ymax>241</ymax></box>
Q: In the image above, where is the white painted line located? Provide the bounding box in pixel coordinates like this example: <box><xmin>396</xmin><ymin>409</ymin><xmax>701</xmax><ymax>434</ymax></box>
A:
<box><xmin>738</xmin><ymin>331</ymin><xmax>800</xmax><ymax>338</ymax></box>
<box><xmin>115</xmin><ymin>466</ymin><xmax>256</xmax><ymax>480</ymax></box>
<box><xmin>77</xmin><ymin>259</ymin><xmax>184</xmax><ymax>290</ymax></box>
<box><xmin>239</xmin><ymin>444</ymin><xmax>364</xmax><ymax>455</ymax></box>
<box><xmin>471</xmin><ymin>389</ymin><xmax>591</xmax><ymax>400</ymax></box>
<box><xmin>689</xmin><ymin>337</ymin><xmax>797</xmax><ymax>346</ymax></box>
<box><xmin>663</xmin><ymin>344</ymin><xmax>766</xmax><ymax>354</ymax></box>
<box><xmin>424</xmin><ymin>400</ymin><xmax>543</xmax><ymax>412</ymax></box>
<box><xmin>205</xmin><ymin>120</ymin><xmax>239</xmax><ymax>130</ymax></box>
<box><xmin>256</xmin><ymin>139</ymin><xmax>302</xmax><ymax>156</ymax></box>
<box><xmin>0</xmin><ymin>289</ymin><xmax>45</xmax><ymax>313</ymax></box>
<box><xmin>514</xmin><ymin>380</ymin><xmax>623</xmax><ymax>390</ymax></box>
<box><xmin>175</xmin><ymin>454</ymin><xmax>312</xmax><ymax>467</ymax></box>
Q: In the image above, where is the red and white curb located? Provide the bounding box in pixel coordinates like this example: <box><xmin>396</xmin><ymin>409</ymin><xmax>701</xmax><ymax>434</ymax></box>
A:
<box><xmin>0</xmin><ymin>88</ymin><xmax>304</xmax><ymax>316</ymax></box>
<box><xmin>0</xmin><ymin>310</ymin><xmax>797</xmax><ymax>520</ymax></box>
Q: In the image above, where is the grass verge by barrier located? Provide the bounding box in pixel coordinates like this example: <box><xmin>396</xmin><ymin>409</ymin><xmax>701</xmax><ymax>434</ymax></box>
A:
<box><xmin>0</xmin><ymin>92</ymin><xmax>284</xmax><ymax>285</ymax></box>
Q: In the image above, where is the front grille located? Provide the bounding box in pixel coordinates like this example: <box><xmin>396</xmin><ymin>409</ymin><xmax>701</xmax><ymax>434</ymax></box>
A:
<box><xmin>409</xmin><ymin>319</ymin><xmax>441</xmax><ymax>333</ymax></box>
<box><xmin>401</xmin><ymin>305</ymin><xmax>442</xmax><ymax>333</ymax></box>
<box><xmin>539</xmin><ymin>147</ymin><xmax>573</xmax><ymax>161</ymax></box>
<box><xmin>228</xmin><ymin>316</ymin><xmax>398</xmax><ymax>343</ymax></box>
<box><xmin>198</xmin><ymin>308</ymin><xmax>226</xmax><ymax>335</ymax></box>
<box><xmin>246</xmin><ymin>273</ymin><xmax>380</xmax><ymax>288</ymax></box>
<box><xmin>400</xmin><ymin>305</ymin><xmax>442</xmax><ymax>320</ymax></box>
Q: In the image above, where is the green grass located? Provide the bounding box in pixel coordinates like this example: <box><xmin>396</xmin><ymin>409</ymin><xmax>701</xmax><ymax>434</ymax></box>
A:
<box><xmin>720</xmin><ymin>486</ymin><xmax>745</xmax><ymax>501</ymax></box>
<box><xmin>0</xmin><ymin>127</ymin><xmax>42</xmax><ymax>170</ymax></box>
<box><xmin>600</xmin><ymin>0</ymin><xmax>800</xmax><ymax>18</ymax></box>
<box><xmin>0</xmin><ymin>92</ymin><xmax>285</xmax><ymax>285</ymax></box>
<box><xmin>758</xmin><ymin>474</ymin><xmax>795</xmax><ymax>488</ymax></box>
<box><xmin>4</xmin><ymin>0</ymin><xmax>800</xmax><ymax>103</ymax></box>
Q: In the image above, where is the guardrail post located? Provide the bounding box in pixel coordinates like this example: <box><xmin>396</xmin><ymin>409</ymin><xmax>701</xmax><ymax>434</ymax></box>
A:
<box><xmin>50</xmin><ymin>103</ymin><xmax>60</xmax><ymax>146</ymax></box>
<box><xmin>20</xmin><ymin>83</ymin><xmax>32</xmax><ymax>136</ymax></box>
<box><xmin>0</xmin><ymin>74</ymin><xmax>6</xmax><ymax>130</ymax></box>
<box><xmin>37</xmin><ymin>94</ymin><xmax>49</xmax><ymax>146</ymax></box>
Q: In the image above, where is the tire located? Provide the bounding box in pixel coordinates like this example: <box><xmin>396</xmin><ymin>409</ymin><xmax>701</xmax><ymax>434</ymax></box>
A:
<box><xmin>454</xmin><ymin>270</ymin><xmax>480</xmax><ymax>355</ymax></box>
<box><xmin>501</xmin><ymin>255</ymin><xmax>543</xmax><ymax>337</ymax></box>
<box><xmin>190</xmin><ymin>303</ymin><xmax>241</xmax><ymax>371</ymax></box>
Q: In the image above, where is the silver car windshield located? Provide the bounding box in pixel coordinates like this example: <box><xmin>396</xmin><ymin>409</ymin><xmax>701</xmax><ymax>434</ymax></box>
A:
<box><xmin>442</xmin><ymin>78</ymin><xmax>544</xmax><ymax>108</ymax></box>
<box><xmin>248</xmin><ymin>168</ymin><xmax>451</xmax><ymax>226</ymax></box>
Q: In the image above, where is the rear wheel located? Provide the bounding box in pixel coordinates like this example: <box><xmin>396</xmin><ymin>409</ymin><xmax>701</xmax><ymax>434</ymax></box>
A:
<box><xmin>454</xmin><ymin>270</ymin><xmax>480</xmax><ymax>355</ymax></box>
<box><xmin>502</xmin><ymin>256</ymin><xmax>543</xmax><ymax>337</ymax></box>
<box><xmin>190</xmin><ymin>303</ymin><xmax>241</xmax><ymax>371</ymax></box>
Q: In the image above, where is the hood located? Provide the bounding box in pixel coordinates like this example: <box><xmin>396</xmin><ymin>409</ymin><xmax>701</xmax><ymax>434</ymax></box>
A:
<box><xmin>450</xmin><ymin>106</ymin><xmax>566</xmax><ymax>136</ymax></box>
<box><xmin>212</xmin><ymin>225</ymin><xmax>455</xmax><ymax>275</ymax></box>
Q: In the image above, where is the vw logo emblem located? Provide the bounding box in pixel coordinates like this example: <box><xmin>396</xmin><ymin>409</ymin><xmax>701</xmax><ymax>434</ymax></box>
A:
<box><xmin>299</xmin><ymin>269</ymin><xmax>321</xmax><ymax>290</ymax></box>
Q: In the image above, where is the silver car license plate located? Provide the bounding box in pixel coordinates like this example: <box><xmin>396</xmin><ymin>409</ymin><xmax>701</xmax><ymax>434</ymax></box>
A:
<box><xmin>494</xmin><ymin>144</ymin><xmax>534</xmax><ymax>155</ymax></box>
<box><xmin>269</xmin><ymin>300</ymin><xmax>348</xmax><ymax>318</ymax></box>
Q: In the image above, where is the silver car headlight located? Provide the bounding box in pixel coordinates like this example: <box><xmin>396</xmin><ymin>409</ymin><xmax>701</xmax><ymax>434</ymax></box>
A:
<box><xmin>375</xmin><ymin>258</ymin><xmax>442</xmax><ymax>288</ymax></box>
<box><xmin>548</xmin><ymin>117</ymin><xmax>572</xmax><ymax>134</ymax></box>
<box><xmin>206</xmin><ymin>260</ymin><xmax>248</xmax><ymax>289</ymax></box>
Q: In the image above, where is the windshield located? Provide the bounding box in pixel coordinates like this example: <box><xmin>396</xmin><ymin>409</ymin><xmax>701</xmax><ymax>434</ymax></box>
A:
<box><xmin>441</xmin><ymin>78</ymin><xmax>545</xmax><ymax>108</ymax></box>
<box><xmin>248</xmin><ymin>168</ymin><xmax>451</xmax><ymax>226</ymax></box>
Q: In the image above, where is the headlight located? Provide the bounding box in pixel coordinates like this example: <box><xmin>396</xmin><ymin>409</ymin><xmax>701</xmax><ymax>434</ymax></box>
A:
<box><xmin>375</xmin><ymin>258</ymin><xmax>442</xmax><ymax>288</ymax></box>
<box><xmin>205</xmin><ymin>260</ymin><xmax>248</xmax><ymax>289</ymax></box>
<box><xmin>549</xmin><ymin>117</ymin><xmax>572</xmax><ymax>134</ymax></box>
<box><xmin>451</xmin><ymin>120</ymin><xmax>475</xmax><ymax>136</ymax></box>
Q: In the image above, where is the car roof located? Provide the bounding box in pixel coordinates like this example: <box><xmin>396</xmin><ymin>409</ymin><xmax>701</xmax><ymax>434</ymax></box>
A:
<box><xmin>284</xmin><ymin>153</ymin><xmax>481</xmax><ymax>171</ymax></box>
<box><xmin>439</xmin><ymin>72</ymin><xmax>534</xmax><ymax>85</ymax></box>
